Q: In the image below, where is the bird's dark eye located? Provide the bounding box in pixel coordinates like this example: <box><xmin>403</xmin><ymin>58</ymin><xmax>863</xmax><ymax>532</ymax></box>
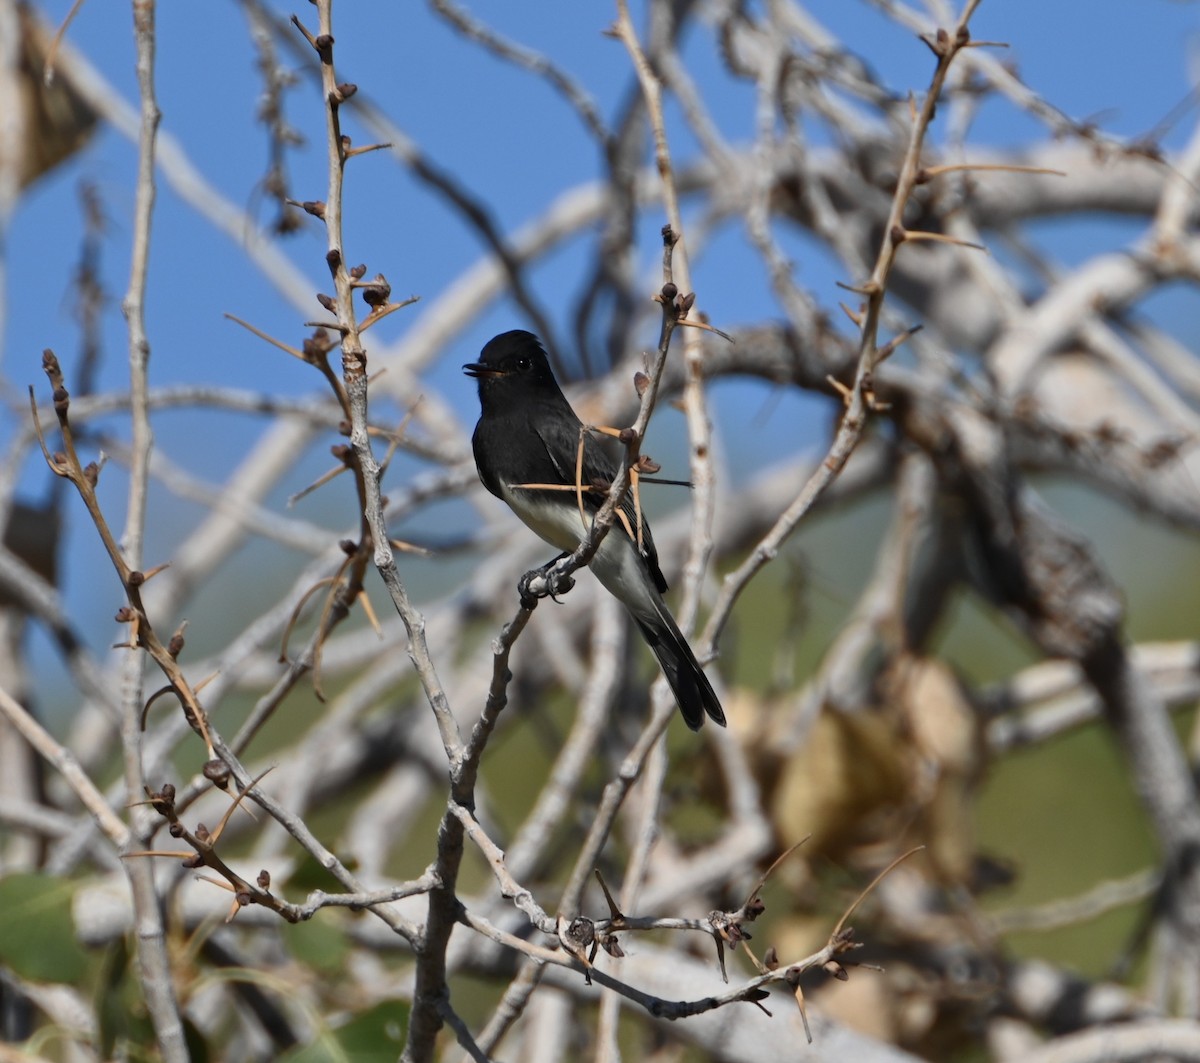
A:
<box><xmin>515</xmin><ymin>356</ymin><xmax>531</xmax><ymax>372</ymax></box>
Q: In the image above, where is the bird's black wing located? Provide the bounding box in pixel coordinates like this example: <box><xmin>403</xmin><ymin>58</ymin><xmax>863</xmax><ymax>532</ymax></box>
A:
<box><xmin>530</xmin><ymin>409</ymin><xmax>669</xmax><ymax>595</ymax></box>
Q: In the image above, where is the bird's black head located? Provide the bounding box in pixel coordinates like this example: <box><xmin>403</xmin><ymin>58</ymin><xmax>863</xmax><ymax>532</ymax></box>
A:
<box><xmin>463</xmin><ymin>331</ymin><xmax>560</xmax><ymax>400</ymax></box>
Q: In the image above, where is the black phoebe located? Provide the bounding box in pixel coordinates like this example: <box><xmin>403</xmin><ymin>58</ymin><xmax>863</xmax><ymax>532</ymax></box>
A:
<box><xmin>465</xmin><ymin>330</ymin><xmax>726</xmax><ymax>730</ymax></box>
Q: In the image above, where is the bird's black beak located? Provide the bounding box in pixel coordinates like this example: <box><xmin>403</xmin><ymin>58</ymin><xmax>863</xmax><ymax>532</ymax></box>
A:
<box><xmin>463</xmin><ymin>362</ymin><xmax>503</xmax><ymax>379</ymax></box>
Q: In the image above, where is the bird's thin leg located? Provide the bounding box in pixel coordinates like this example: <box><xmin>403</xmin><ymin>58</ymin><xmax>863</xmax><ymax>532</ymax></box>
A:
<box><xmin>518</xmin><ymin>551</ymin><xmax>575</xmax><ymax>608</ymax></box>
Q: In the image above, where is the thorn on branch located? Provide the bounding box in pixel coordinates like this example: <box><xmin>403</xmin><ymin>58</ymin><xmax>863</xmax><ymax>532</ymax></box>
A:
<box><xmin>289</xmin><ymin>14</ymin><xmax>317</xmax><ymax>49</ymax></box>
<box><xmin>835</xmin><ymin>279</ymin><xmax>880</xmax><ymax>297</ymax></box>
<box><xmin>133</xmin><ymin>561</ymin><xmax>170</xmax><ymax>585</ymax></box>
<box><xmin>895</xmin><ymin>227</ymin><xmax>987</xmax><ymax>252</ymax></box>
<box><xmin>676</xmin><ymin>317</ymin><xmax>734</xmax><ymax>342</ymax></box>
<box><xmin>140</xmin><ymin>684</ymin><xmax>176</xmax><ymax>730</ymax></box>
<box><xmin>826</xmin><ymin>375</ymin><xmax>853</xmax><ymax>406</ymax></box>
<box><xmin>918</xmin><ymin>32</ymin><xmax>942</xmax><ymax>58</ymax></box>
<box><xmin>915</xmin><ymin>162</ymin><xmax>1065</xmax><ymax>184</ymax></box>
<box><xmin>594</xmin><ymin>869</ymin><xmax>624</xmax><ymax>920</ymax></box>
<box><xmin>344</xmin><ymin>141</ymin><xmax>392</xmax><ymax>160</ymax></box>
<box><xmin>876</xmin><ymin>324</ymin><xmax>923</xmax><ymax>364</ymax></box>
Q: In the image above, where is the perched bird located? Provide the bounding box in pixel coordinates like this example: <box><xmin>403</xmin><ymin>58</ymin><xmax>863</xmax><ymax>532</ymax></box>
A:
<box><xmin>465</xmin><ymin>330</ymin><xmax>725</xmax><ymax>730</ymax></box>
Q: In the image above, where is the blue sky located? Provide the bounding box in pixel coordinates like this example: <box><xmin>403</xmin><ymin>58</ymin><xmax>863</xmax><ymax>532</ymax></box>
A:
<box><xmin>9</xmin><ymin>1</ymin><xmax>1196</xmax><ymax>398</ymax></box>
<box><xmin>3</xmin><ymin>0</ymin><xmax>1198</xmax><ymax>688</ymax></box>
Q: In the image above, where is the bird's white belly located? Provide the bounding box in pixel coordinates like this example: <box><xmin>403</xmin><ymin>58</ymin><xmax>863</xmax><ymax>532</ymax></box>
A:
<box><xmin>498</xmin><ymin>482</ymin><xmax>643</xmax><ymax>600</ymax></box>
<box><xmin>499</xmin><ymin>482</ymin><xmax>590</xmax><ymax>553</ymax></box>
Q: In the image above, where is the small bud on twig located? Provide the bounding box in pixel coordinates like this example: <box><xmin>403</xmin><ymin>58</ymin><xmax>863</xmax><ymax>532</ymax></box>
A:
<box><xmin>361</xmin><ymin>274</ymin><xmax>391</xmax><ymax>308</ymax></box>
<box><xmin>823</xmin><ymin>960</ymin><xmax>849</xmax><ymax>981</ymax></box>
<box><xmin>304</xmin><ymin>330</ymin><xmax>336</xmax><ymax>359</ymax></box>
<box><xmin>564</xmin><ymin>917</ymin><xmax>595</xmax><ymax>950</ymax></box>
<box><xmin>203</xmin><ymin>759</ymin><xmax>231</xmax><ymax>790</ymax></box>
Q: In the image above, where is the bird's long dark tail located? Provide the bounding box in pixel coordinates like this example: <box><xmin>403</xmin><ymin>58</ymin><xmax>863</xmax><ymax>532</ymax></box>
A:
<box><xmin>634</xmin><ymin>603</ymin><xmax>726</xmax><ymax>731</ymax></box>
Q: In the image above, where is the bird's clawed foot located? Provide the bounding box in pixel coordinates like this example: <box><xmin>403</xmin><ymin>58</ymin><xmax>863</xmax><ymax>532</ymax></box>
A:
<box><xmin>518</xmin><ymin>553</ymin><xmax>575</xmax><ymax>609</ymax></box>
